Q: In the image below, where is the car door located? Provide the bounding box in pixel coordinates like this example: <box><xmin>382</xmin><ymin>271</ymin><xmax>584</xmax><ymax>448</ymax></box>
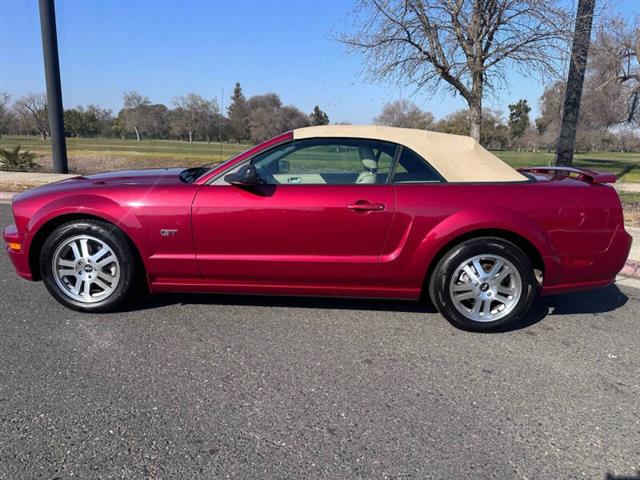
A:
<box><xmin>191</xmin><ymin>137</ymin><xmax>398</xmax><ymax>289</ymax></box>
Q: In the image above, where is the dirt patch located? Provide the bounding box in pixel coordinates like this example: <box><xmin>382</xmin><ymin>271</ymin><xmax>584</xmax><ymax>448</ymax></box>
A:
<box><xmin>34</xmin><ymin>154</ymin><xmax>212</xmax><ymax>175</ymax></box>
<box><xmin>621</xmin><ymin>201</ymin><xmax>640</xmax><ymax>227</ymax></box>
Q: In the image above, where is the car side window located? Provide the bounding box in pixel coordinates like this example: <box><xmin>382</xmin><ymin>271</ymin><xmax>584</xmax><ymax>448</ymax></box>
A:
<box><xmin>251</xmin><ymin>138</ymin><xmax>398</xmax><ymax>185</ymax></box>
<box><xmin>392</xmin><ymin>147</ymin><xmax>443</xmax><ymax>184</ymax></box>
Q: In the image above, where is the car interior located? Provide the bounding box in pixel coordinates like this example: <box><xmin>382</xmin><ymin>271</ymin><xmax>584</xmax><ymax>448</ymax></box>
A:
<box><xmin>214</xmin><ymin>138</ymin><xmax>443</xmax><ymax>186</ymax></box>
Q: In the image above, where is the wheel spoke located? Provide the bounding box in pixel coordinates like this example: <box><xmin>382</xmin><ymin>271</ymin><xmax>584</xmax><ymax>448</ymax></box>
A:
<box><xmin>496</xmin><ymin>265</ymin><xmax>512</xmax><ymax>282</ymax></box>
<box><xmin>57</xmin><ymin>268</ymin><xmax>76</xmax><ymax>277</ymax></box>
<box><xmin>92</xmin><ymin>278</ymin><xmax>111</xmax><ymax>292</ymax></box>
<box><xmin>97</xmin><ymin>270</ymin><xmax>115</xmax><ymax>283</ymax></box>
<box><xmin>454</xmin><ymin>291</ymin><xmax>475</xmax><ymax>301</ymax></box>
<box><xmin>91</xmin><ymin>247</ymin><xmax>109</xmax><ymax>263</ymax></box>
<box><xmin>463</xmin><ymin>265</ymin><xmax>480</xmax><ymax>284</ymax></box>
<box><xmin>471</xmin><ymin>300</ymin><xmax>482</xmax><ymax>316</ymax></box>
<box><xmin>482</xmin><ymin>300</ymin><xmax>492</xmax><ymax>316</ymax></box>
<box><xmin>452</xmin><ymin>283</ymin><xmax>472</xmax><ymax>293</ymax></box>
<box><xmin>488</xmin><ymin>259</ymin><xmax>504</xmax><ymax>277</ymax></box>
<box><xmin>79</xmin><ymin>238</ymin><xmax>90</xmax><ymax>258</ymax></box>
<box><xmin>497</xmin><ymin>285</ymin><xmax>516</xmax><ymax>297</ymax></box>
<box><xmin>57</xmin><ymin>258</ymin><xmax>75</xmax><ymax>268</ymax></box>
<box><xmin>72</xmin><ymin>279</ymin><xmax>84</xmax><ymax>295</ymax></box>
<box><xmin>97</xmin><ymin>254</ymin><xmax>116</xmax><ymax>267</ymax></box>
<box><xmin>472</xmin><ymin>259</ymin><xmax>485</xmax><ymax>278</ymax></box>
<box><xmin>70</xmin><ymin>241</ymin><xmax>82</xmax><ymax>261</ymax></box>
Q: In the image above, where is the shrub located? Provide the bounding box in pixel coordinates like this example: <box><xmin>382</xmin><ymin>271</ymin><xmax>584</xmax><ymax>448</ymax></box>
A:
<box><xmin>0</xmin><ymin>145</ymin><xmax>38</xmax><ymax>171</ymax></box>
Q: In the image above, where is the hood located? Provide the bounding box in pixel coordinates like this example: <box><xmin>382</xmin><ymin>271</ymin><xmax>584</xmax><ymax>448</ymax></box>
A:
<box><xmin>73</xmin><ymin>167</ymin><xmax>185</xmax><ymax>186</ymax></box>
<box><xmin>13</xmin><ymin>168</ymin><xmax>187</xmax><ymax>203</ymax></box>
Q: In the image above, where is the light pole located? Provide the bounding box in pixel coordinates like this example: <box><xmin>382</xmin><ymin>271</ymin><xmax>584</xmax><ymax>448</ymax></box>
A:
<box><xmin>38</xmin><ymin>0</ymin><xmax>68</xmax><ymax>173</ymax></box>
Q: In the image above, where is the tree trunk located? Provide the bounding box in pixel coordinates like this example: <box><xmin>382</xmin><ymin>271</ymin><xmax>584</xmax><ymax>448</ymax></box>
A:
<box><xmin>189</xmin><ymin>131</ymin><xmax>193</xmax><ymax>143</ymax></box>
<box><xmin>40</xmin><ymin>131</ymin><xmax>47</xmax><ymax>141</ymax></box>
<box><xmin>134</xmin><ymin>126</ymin><xmax>141</xmax><ymax>142</ymax></box>
<box><xmin>555</xmin><ymin>0</ymin><xmax>595</xmax><ymax>166</ymax></box>
<box><xmin>468</xmin><ymin>71</ymin><xmax>483</xmax><ymax>143</ymax></box>
<box><xmin>469</xmin><ymin>100</ymin><xmax>482</xmax><ymax>142</ymax></box>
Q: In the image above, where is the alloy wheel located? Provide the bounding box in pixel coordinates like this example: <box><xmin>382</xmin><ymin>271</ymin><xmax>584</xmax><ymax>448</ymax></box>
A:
<box><xmin>51</xmin><ymin>235</ymin><xmax>121</xmax><ymax>303</ymax></box>
<box><xmin>448</xmin><ymin>254</ymin><xmax>522</xmax><ymax>322</ymax></box>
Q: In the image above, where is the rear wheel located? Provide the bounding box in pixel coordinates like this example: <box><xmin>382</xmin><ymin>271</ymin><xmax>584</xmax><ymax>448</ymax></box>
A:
<box><xmin>429</xmin><ymin>237</ymin><xmax>538</xmax><ymax>332</ymax></box>
<box><xmin>40</xmin><ymin>219</ymin><xmax>139</xmax><ymax>312</ymax></box>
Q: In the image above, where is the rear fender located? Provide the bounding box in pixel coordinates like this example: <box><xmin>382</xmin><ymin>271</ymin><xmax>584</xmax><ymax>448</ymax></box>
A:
<box><xmin>415</xmin><ymin>206</ymin><xmax>559</xmax><ymax>282</ymax></box>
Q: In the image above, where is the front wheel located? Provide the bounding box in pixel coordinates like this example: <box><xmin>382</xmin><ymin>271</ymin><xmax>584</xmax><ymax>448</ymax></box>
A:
<box><xmin>429</xmin><ymin>237</ymin><xmax>538</xmax><ymax>332</ymax></box>
<box><xmin>40</xmin><ymin>219</ymin><xmax>139</xmax><ymax>312</ymax></box>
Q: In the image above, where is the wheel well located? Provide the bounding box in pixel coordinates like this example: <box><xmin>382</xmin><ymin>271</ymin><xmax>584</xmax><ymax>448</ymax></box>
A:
<box><xmin>28</xmin><ymin>214</ymin><xmax>145</xmax><ymax>281</ymax></box>
<box><xmin>422</xmin><ymin>229</ymin><xmax>545</xmax><ymax>298</ymax></box>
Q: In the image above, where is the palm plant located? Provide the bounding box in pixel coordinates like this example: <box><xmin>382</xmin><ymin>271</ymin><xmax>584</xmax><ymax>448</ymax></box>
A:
<box><xmin>0</xmin><ymin>145</ymin><xmax>38</xmax><ymax>172</ymax></box>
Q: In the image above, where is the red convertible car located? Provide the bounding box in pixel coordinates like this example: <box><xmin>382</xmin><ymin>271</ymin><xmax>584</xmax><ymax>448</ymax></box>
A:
<box><xmin>3</xmin><ymin>125</ymin><xmax>632</xmax><ymax>331</ymax></box>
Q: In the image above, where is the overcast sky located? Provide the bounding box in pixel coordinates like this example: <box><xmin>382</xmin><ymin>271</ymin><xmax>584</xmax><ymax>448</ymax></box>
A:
<box><xmin>1</xmin><ymin>0</ymin><xmax>639</xmax><ymax>123</ymax></box>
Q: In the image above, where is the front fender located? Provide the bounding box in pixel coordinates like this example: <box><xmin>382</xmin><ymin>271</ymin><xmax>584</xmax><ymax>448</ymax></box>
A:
<box><xmin>24</xmin><ymin>194</ymin><xmax>149</xmax><ymax>266</ymax></box>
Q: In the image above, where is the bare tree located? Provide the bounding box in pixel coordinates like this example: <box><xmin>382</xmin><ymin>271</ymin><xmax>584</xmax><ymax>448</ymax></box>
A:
<box><xmin>201</xmin><ymin>99</ymin><xmax>222</xmax><ymax>143</ymax></box>
<box><xmin>340</xmin><ymin>0</ymin><xmax>571</xmax><ymax>141</ymax></box>
<box><xmin>374</xmin><ymin>99</ymin><xmax>434</xmax><ymax>128</ymax></box>
<box><xmin>0</xmin><ymin>92</ymin><xmax>12</xmax><ymax>138</ymax></box>
<box><xmin>593</xmin><ymin>17</ymin><xmax>640</xmax><ymax>124</ymax></box>
<box><xmin>172</xmin><ymin>94</ymin><xmax>207</xmax><ymax>143</ymax></box>
<box><xmin>122</xmin><ymin>91</ymin><xmax>150</xmax><ymax>141</ymax></box>
<box><xmin>14</xmin><ymin>93</ymin><xmax>49</xmax><ymax>140</ymax></box>
<box><xmin>246</xmin><ymin>94</ymin><xmax>310</xmax><ymax>143</ymax></box>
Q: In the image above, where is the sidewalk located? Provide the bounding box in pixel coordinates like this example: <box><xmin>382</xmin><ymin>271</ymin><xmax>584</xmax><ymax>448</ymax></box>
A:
<box><xmin>1</xmin><ymin>171</ymin><xmax>640</xmax><ymax>282</ymax></box>
<box><xmin>0</xmin><ymin>171</ymin><xmax>77</xmax><ymax>192</ymax></box>
<box><xmin>615</xmin><ymin>183</ymin><xmax>640</xmax><ymax>193</ymax></box>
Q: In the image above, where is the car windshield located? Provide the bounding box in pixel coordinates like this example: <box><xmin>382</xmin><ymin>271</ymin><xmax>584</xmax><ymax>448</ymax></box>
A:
<box><xmin>179</xmin><ymin>146</ymin><xmax>257</xmax><ymax>183</ymax></box>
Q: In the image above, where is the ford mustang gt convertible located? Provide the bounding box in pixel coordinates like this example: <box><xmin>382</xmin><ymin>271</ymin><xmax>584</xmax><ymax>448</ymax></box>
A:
<box><xmin>3</xmin><ymin>125</ymin><xmax>633</xmax><ymax>331</ymax></box>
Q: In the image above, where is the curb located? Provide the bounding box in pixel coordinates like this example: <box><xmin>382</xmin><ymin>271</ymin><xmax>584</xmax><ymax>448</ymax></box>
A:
<box><xmin>619</xmin><ymin>259</ymin><xmax>640</xmax><ymax>280</ymax></box>
<box><xmin>0</xmin><ymin>191</ymin><xmax>15</xmax><ymax>203</ymax></box>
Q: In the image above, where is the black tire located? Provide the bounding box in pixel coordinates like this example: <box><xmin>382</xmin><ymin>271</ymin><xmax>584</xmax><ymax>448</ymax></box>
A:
<box><xmin>40</xmin><ymin>219</ymin><xmax>140</xmax><ymax>312</ymax></box>
<box><xmin>428</xmin><ymin>237</ymin><xmax>538</xmax><ymax>332</ymax></box>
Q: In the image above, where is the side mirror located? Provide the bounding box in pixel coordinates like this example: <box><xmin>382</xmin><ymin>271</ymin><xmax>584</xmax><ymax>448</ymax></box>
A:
<box><xmin>278</xmin><ymin>159</ymin><xmax>290</xmax><ymax>174</ymax></box>
<box><xmin>224</xmin><ymin>164</ymin><xmax>262</xmax><ymax>186</ymax></box>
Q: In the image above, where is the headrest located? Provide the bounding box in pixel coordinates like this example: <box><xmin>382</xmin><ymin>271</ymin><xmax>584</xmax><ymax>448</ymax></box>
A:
<box><xmin>359</xmin><ymin>145</ymin><xmax>378</xmax><ymax>171</ymax></box>
<box><xmin>361</xmin><ymin>158</ymin><xmax>377</xmax><ymax>171</ymax></box>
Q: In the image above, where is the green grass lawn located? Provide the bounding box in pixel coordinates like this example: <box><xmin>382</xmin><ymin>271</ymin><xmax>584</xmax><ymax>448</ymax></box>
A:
<box><xmin>0</xmin><ymin>135</ymin><xmax>250</xmax><ymax>164</ymax></box>
<box><xmin>493</xmin><ymin>151</ymin><xmax>640</xmax><ymax>183</ymax></box>
<box><xmin>2</xmin><ymin>135</ymin><xmax>640</xmax><ymax>182</ymax></box>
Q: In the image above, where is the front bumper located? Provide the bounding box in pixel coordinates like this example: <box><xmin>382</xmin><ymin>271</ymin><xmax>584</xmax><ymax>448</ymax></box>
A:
<box><xmin>3</xmin><ymin>224</ymin><xmax>33</xmax><ymax>280</ymax></box>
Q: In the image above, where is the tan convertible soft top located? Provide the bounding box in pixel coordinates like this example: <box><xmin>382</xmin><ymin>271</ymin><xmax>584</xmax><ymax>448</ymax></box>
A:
<box><xmin>293</xmin><ymin>125</ymin><xmax>526</xmax><ymax>183</ymax></box>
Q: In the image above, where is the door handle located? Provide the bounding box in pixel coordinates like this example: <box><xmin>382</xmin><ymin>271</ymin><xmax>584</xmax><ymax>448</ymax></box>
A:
<box><xmin>347</xmin><ymin>202</ymin><xmax>385</xmax><ymax>212</ymax></box>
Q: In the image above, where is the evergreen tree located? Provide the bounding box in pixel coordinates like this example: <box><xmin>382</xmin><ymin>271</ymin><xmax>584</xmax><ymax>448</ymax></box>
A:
<box><xmin>508</xmin><ymin>99</ymin><xmax>531</xmax><ymax>139</ymax></box>
<box><xmin>309</xmin><ymin>105</ymin><xmax>329</xmax><ymax>126</ymax></box>
<box><xmin>227</xmin><ymin>82</ymin><xmax>249</xmax><ymax>142</ymax></box>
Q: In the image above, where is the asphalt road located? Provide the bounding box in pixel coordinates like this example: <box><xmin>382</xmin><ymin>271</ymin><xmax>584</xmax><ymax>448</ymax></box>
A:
<box><xmin>0</xmin><ymin>203</ymin><xmax>639</xmax><ymax>480</ymax></box>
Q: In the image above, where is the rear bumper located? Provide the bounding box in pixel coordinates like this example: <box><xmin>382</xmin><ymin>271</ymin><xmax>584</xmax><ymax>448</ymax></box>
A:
<box><xmin>541</xmin><ymin>227</ymin><xmax>632</xmax><ymax>296</ymax></box>
<box><xmin>3</xmin><ymin>224</ymin><xmax>33</xmax><ymax>280</ymax></box>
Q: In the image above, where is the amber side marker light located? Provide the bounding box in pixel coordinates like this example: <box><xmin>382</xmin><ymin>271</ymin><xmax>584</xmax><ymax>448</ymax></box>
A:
<box><xmin>7</xmin><ymin>242</ymin><xmax>21</xmax><ymax>251</ymax></box>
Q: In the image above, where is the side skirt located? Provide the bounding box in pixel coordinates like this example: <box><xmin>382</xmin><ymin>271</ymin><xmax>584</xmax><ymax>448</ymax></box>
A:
<box><xmin>148</xmin><ymin>277</ymin><xmax>421</xmax><ymax>300</ymax></box>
